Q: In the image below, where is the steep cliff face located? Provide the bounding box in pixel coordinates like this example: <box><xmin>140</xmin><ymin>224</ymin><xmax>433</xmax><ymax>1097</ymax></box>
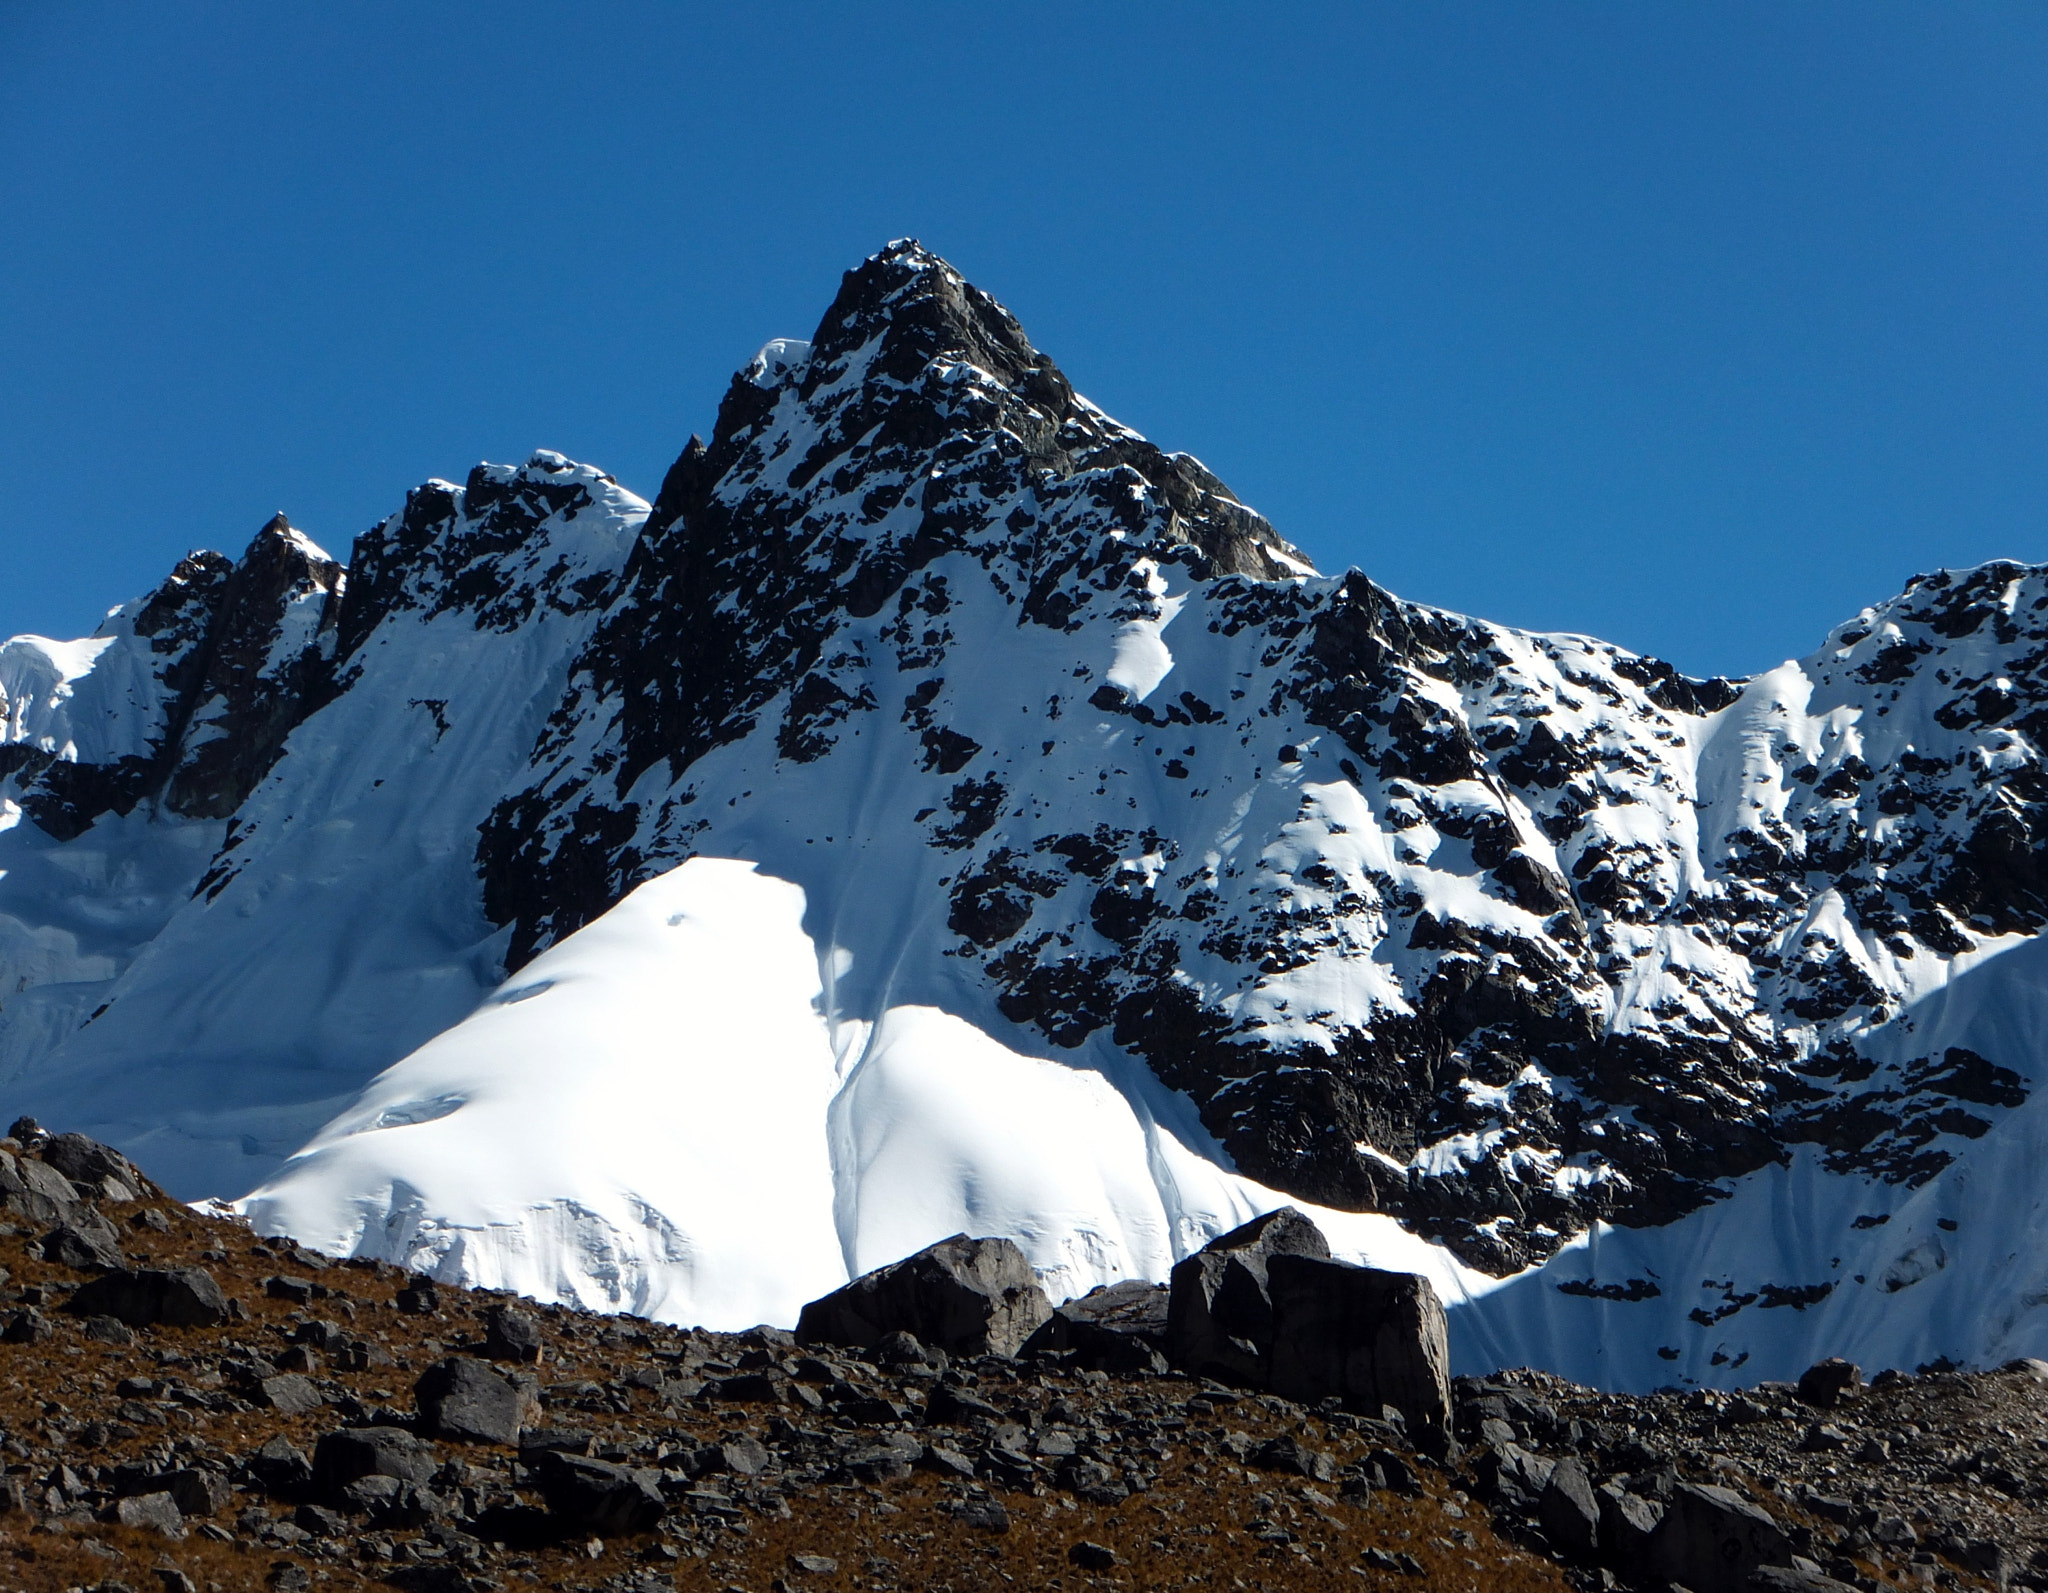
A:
<box><xmin>4</xmin><ymin>242</ymin><xmax>2048</xmax><ymax>1377</ymax></box>
<box><xmin>0</xmin><ymin>454</ymin><xmax>644</xmax><ymax>1192</ymax></box>
<box><xmin>0</xmin><ymin>515</ymin><xmax>342</xmax><ymax>841</ymax></box>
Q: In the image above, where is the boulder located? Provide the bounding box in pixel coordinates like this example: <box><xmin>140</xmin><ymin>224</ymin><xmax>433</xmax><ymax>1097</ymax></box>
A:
<box><xmin>0</xmin><ymin>1149</ymin><xmax>80</xmax><ymax>1224</ymax></box>
<box><xmin>1021</xmin><ymin>1279</ymin><xmax>1169</xmax><ymax>1372</ymax></box>
<box><xmin>0</xmin><ymin>1308</ymin><xmax>49</xmax><ymax>1344</ymax></box>
<box><xmin>1263</xmin><ymin>1253</ymin><xmax>1453</xmax><ymax>1455</ymax></box>
<box><xmin>1165</xmin><ymin>1208</ymin><xmax>1330</xmax><ymax>1385</ymax></box>
<box><xmin>257</xmin><ymin>1373</ymin><xmax>325</xmax><ymax>1416</ymax></box>
<box><xmin>1597</xmin><ymin>1481</ymin><xmax>1664</xmax><ymax>1570</ymax></box>
<box><xmin>872</xmin><ymin>1328</ymin><xmax>943</xmax><ymax>1371</ymax></box>
<box><xmin>1538</xmin><ymin>1454</ymin><xmax>1600</xmax><ymax>1559</ymax></box>
<box><xmin>1750</xmin><ymin>1570</ymin><xmax>1860</xmax><ymax>1593</ymax></box>
<box><xmin>414</xmin><ymin>1356</ymin><xmax>534</xmax><ymax>1444</ymax></box>
<box><xmin>395</xmin><ymin>1279</ymin><xmax>439</xmax><ymax>1315</ymax></box>
<box><xmin>64</xmin><ymin>1266</ymin><xmax>229</xmax><ymax>1328</ymax></box>
<box><xmin>1649</xmin><ymin>1481</ymin><xmax>1793</xmax><ymax>1593</ymax></box>
<box><xmin>38</xmin><ymin>1219</ymin><xmax>123</xmax><ymax>1272</ymax></box>
<box><xmin>1250</xmin><ymin>1434</ymin><xmax>1335</xmax><ymax>1481</ymax></box>
<box><xmin>796</xmin><ymin>1234</ymin><xmax>1052</xmax><ymax>1358</ymax></box>
<box><xmin>483</xmin><ymin>1303</ymin><xmax>544</xmax><ymax>1363</ymax></box>
<box><xmin>1795</xmin><ymin>1358</ymin><xmax>1862</xmax><ymax>1409</ymax></box>
<box><xmin>245</xmin><ymin>1436</ymin><xmax>314</xmax><ymax>1494</ymax></box>
<box><xmin>157</xmin><ymin>1468</ymin><xmax>232</xmax><ymax>1517</ymax></box>
<box><xmin>528</xmin><ymin>1450</ymin><xmax>665</xmax><ymax>1534</ymax></box>
<box><xmin>311</xmin><ymin>1427</ymin><xmax>436</xmax><ymax>1500</ymax></box>
<box><xmin>339</xmin><ymin>1474</ymin><xmax>446</xmax><ymax>1526</ymax></box>
<box><xmin>518</xmin><ymin>1427</ymin><xmax>594</xmax><ymax>1457</ymax></box>
<box><xmin>114</xmin><ymin>1490</ymin><xmax>185</xmax><ymax>1537</ymax></box>
<box><xmin>40</xmin><ymin>1132</ymin><xmax>153</xmax><ymax>1201</ymax></box>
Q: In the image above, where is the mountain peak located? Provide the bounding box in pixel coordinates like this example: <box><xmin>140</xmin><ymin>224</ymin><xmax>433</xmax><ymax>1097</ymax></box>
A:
<box><xmin>14</xmin><ymin>246</ymin><xmax>2048</xmax><ymax>1389</ymax></box>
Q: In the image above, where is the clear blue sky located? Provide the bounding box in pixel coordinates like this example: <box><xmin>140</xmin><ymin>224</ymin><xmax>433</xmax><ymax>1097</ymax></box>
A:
<box><xmin>4</xmin><ymin>3</ymin><xmax>2043</xmax><ymax>679</ymax></box>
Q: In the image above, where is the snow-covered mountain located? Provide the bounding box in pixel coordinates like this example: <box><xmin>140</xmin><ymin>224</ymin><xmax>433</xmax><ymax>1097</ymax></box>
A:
<box><xmin>6</xmin><ymin>240</ymin><xmax>2048</xmax><ymax>1388</ymax></box>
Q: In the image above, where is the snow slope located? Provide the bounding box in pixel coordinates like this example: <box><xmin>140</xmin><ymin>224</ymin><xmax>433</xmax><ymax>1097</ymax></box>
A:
<box><xmin>244</xmin><ymin>857</ymin><xmax>1484</xmax><ymax>1330</ymax></box>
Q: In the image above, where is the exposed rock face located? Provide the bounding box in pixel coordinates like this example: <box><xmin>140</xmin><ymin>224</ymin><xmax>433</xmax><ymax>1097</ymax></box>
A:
<box><xmin>1020</xmin><ymin>1278</ymin><xmax>1170</xmax><ymax>1373</ymax></box>
<box><xmin>2</xmin><ymin>516</ymin><xmax>343</xmax><ymax>840</ymax></box>
<box><xmin>39</xmin><ymin>1218</ymin><xmax>123</xmax><ymax>1271</ymax></box>
<box><xmin>796</xmin><ymin>1234</ymin><xmax>1053</xmax><ymax>1358</ymax></box>
<box><xmin>40</xmin><ymin>1132</ymin><xmax>156</xmax><ymax>1202</ymax></box>
<box><xmin>460</xmin><ymin>241</ymin><xmax>2048</xmax><ymax>1274</ymax></box>
<box><xmin>527</xmin><ymin>1450</ymin><xmax>666</xmax><ymax>1535</ymax></box>
<box><xmin>1162</xmin><ymin>1209</ymin><xmax>1451</xmax><ymax>1454</ymax></box>
<box><xmin>0</xmin><ymin>1150</ymin><xmax>84</xmax><ymax>1226</ymax></box>
<box><xmin>311</xmin><ymin>1426</ymin><xmax>437</xmax><ymax>1495</ymax></box>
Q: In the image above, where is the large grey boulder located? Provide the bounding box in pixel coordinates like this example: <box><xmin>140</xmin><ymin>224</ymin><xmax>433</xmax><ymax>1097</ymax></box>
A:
<box><xmin>64</xmin><ymin>1266</ymin><xmax>229</xmax><ymax>1328</ymax></box>
<box><xmin>1795</xmin><ymin>1357</ymin><xmax>1862</xmax><ymax>1409</ymax></box>
<box><xmin>414</xmin><ymin>1356</ymin><xmax>535</xmax><ymax>1444</ymax></box>
<box><xmin>483</xmin><ymin>1303</ymin><xmax>544</xmax><ymax>1363</ymax></box>
<box><xmin>529</xmin><ymin>1451</ymin><xmax>666</xmax><ymax>1534</ymax></box>
<box><xmin>1649</xmin><ymin>1482</ymin><xmax>1793</xmax><ymax>1593</ymax></box>
<box><xmin>39</xmin><ymin>1216</ymin><xmax>124</xmax><ymax>1272</ymax></box>
<box><xmin>1020</xmin><ymin>1279</ymin><xmax>1169</xmax><ymax>1372</ymax></box>
<box><xmin>1538</xmin><ymin>1454</ymin><xmax>1600</xmax><ymax>1559</ymax></box>
<box><xmin>39</xmin><ymin>1132</ymin><xmax>154</xmax><ymax>1202</ymax></box>
<box><xmin>1264</xmin><ymin>1252</ymin><xmax>1454</xmax><ymax>1455</ymax></box>
<box><xmin>796</xmin><ymin>1235</ymin><xmax>1052</xmax><ymax>1358</ymax></box>
<box><xmin>1165</xmin><ymin>1208</ymin><xmax>1330</xmax><ymax>1385</ymax></box>
<box><xmin>311</xmin><ymin>1426</ymin><xmax>437</xmax><ymax>1501</ymax></box>
<box><xmin>1597</xmin><ymin>1480</ymin><xmax>1664</xmax><ymax>1571</ymax></box>
<box><xmin>0</xmin><ymin>1149</ymin><xmax>80</xmax><ymax>1225</ymax></box>
<box><xmin>115</xmin><ymin>1490</ymin><xmax>185</xmax><ymax>1538</ymax></box>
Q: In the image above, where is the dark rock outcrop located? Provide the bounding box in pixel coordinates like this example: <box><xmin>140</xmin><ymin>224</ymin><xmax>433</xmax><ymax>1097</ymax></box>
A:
<box><xmin>39</xmin><ymin>1132</ymin><xmax>156</xmax><ymax>1202</ymax></box>
<box><xmin>311</xmin><ymin>1427</ymin><xmax>437</xmax><ymax>1498</ymax></box>
<box><xmin>414</xmin><ymin>1355</ymin><xmax>533</xmax><ymax>1444</ymax></box>
<box><xmin>38</xmin><ymin>1218</ymin><xmax>124</xmax><ymax>1272</ymax></box>
<box><xmin>482</xmin><ymin>1303</ymin><xmax>544</xmax><ymax>1363</ymax></box>
<box><xmin>1795</xmin><ymin>1357</ymin><xmax>1863</xmax><ymax>1408</ymax></box>
<box><xmin>1264</xmin><ymin>1252</ymin><xmax>1453</xmax><ymax>1456</ymax></box>
<box><xmin>796</xmin><ymin>1235</ymin><xmax>1052</xmax><ymax>1358</ymax></box>
<box><xmin>1164</xmin><ymin>1208</ymin><xmax>1331</xmax><ymax>1384</ymax></box>
<box><xmin>528</xmin><ymin>1450</ymin><xmax>665</xmax><ymax>1534</ymax></box>
<box><xmin>0</xmin><ymin>1149</ymin><xmax>85</xmax><ymax>1226</ymax></box>
<box><xmin>64</xmin><ymin>1265</ymin><xmax>230</xmax><ymax>1328</ymax></box>
<box><xmin>1020</xmin><ymin>1278</ymin><xmax>1169</xmax><ymax>1372</ymax></box>
<box><xmin>1648</xmin><ymin>1482</ymin><xmax>1794</xmax><ymax>1593</ymax></box>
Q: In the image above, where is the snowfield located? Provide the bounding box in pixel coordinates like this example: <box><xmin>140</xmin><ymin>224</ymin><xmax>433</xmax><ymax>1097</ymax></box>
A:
<box><xmin>242</xmin><ymin>858</ymin><xmax>1486</xmax><ymax>1331</ymax></box>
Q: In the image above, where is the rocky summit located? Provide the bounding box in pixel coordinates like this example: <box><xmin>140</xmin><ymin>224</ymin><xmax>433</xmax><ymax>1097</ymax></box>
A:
<box><xmin>0</xmin><ymin>1126</ymin><xmax>2035</xmax><ymax>1593</ymax></box>
<box><xmin>4</xmin><ymin>241</ymin><xmax>2048</xmax><ymax>1387</ymax></box>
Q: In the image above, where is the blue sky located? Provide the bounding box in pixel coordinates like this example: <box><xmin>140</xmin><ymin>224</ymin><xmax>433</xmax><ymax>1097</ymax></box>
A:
<box><xmin>3</xmin><ymin>3</ymin><xmax>2043</xmax><ymax>678</ymax></box>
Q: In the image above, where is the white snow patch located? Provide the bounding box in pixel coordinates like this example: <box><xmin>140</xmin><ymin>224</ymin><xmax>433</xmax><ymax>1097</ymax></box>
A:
<box><xmin>245</xmin><ymin>858</ymin><xmax>1504</xmax><ymax>1323</ymax></box>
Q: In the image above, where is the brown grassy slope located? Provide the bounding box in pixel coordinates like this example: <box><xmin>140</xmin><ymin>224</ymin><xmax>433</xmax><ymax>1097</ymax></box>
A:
<box><xmin>0</xmin><ymin>1188</ymin><xmax>1570</xmax><ymax>1593</ymax></box>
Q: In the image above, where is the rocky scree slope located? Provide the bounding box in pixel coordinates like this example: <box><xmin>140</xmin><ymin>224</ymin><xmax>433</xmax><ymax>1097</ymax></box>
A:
<box><xmin>0</xmin><ymin>1125</ymin><xmax>2026</xmax><ymax>1593</ymax></box>
<box><xmin>4</xmin><ymin>242</ymin><xmax>2048</xmax><ymax>1363</ymax></box>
